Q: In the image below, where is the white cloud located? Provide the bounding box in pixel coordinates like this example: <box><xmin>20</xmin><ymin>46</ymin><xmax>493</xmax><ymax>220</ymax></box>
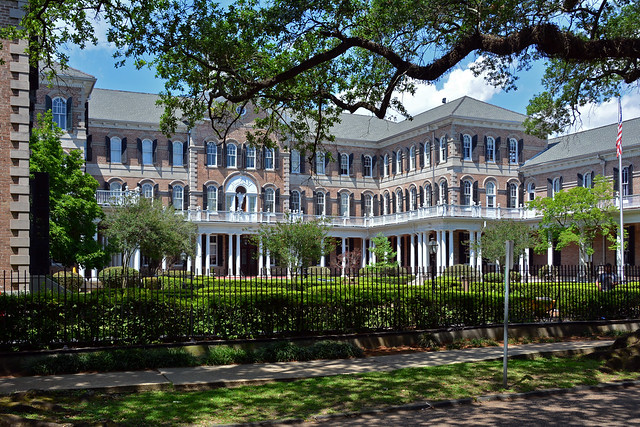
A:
<box><xmin>393</xmin><ymin>58</ymin><xmax>502</xmax><ymax>117</ymax></box>
<box><xmin>566</xmin><ymin>92</ymin><xmax>640</xmax><ymax>133</ymax></box>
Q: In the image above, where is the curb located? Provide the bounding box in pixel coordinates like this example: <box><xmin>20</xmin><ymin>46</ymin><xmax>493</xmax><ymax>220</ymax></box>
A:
<box><xmin>220</xmin><ymin>380</ymin><xmax>640</xmax><ymax>426</ymax></box>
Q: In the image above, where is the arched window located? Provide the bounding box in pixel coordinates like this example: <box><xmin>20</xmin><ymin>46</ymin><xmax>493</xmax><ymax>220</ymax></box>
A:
<box><xmin>527</xmin><ymin>182</ymin><xmax>535</xmax><ymax>201</ymax></box>
<box><xmin>462</xmin><ymin>180</ymin><xmax>472</xmax><ymax>205</ymax></box>
<box><xmin>340</xmin><ymin>153</ymin><xmax>349</xmax><ymax>175</ymax></box>
<box><xmin>315</xmin><ymin>152</ymin><xmax>325</xmax><ymax>175</ymax></box>
<box><xmin>110</xmin><ymin>137</ymin><xmax>122</xmax><ymax>164</ymax></box>
<box><xmin>486</xmin><ymin>182</ymin><xmax>496</xmax><ymax>207</ymax></box>
<box><xmin>383</xmin><ymin>192</ymin><xmax>390</xmax><ymax>215</ymax></box>
<box><xmin>439</xmin><ymin>138</ymin><xmax>447</xmax><ymax>162</ymax></box>
<box><xmin>173</xmin><ymin>141</ymin><xmax>184</xmax><ymax>167</ymax></box>
<box><xmin>410</xmin><ymin>186</ymin><xmax>417</xmax><ymax>210</ymax></box>
<box><xmin>396</xmin><ymin>151</ymin><xmax>402</xmax><ymax>173</ymax></box>
<box><xmin>315</xmin><ymin>191</ymin><xmax>325</xmax><ymax>215</ymax></box>
<box><xmin>409</xmin><ymin>146</ymin><xmax>416</xmax><ymax>170</ymax></box>
<box><xmin>508</xmin><ymin>182</ymin><xmax>518</xmax><ymax>208</ymax></box>
<box><xmin>264</xmin><ymin>148</ymin><xmax>274</xmax><ymax>170</ymax></box>
<box><xmin>246</xmin><ymin>146</ymin><xmax>256</xmax><ymax>169</ymax></box>
<box><xmin>227</xmin><ymin>143</ymin><xmax>237</xmax><ymax>168</ymax></box>
<box><xmin>207</xmin><ymin>186</ymin><xmax>218</xmax><ymax>211</ymax></box>
<box><xmin>290</xmin><ymin>190</ymin><xmax>301</xmax><ymax>212</ymax></box>
<box><xmin>142</xmin><ymin>139</ymin><xmax>153</xmax><ymax>165</ymax></box>
<box><xmin>364</xmin><ymin>194</ymin><xmax>373</xmax><ymax>216</ymax></box>
<box><xmin>291</xmin><ymin>150</ymin><xmax>300</xmax><ymax>173</ymax></box>
<box><xmin>439</xmin><ymin>180</ymin><xmax>447</xmax><ymax>203</ymax></box>
<box><xmin>206</xmin><ymin>142</ymin><xmax>217</xmax><ymax>166</ymax></box>
<box><xmin>622</xmin><ymin>167</ymin><xmax>631</xmax><ymax>196</ymax></box>
<box><xmin>425</xmin><ymin>142</ymin><xmax>431</xmax><ymax>166</ymax></box>
<box><xmin>383</xmin><ymin>154</ymin><xmax>389</xmax><ymax>177</ymax></box>
<box><xmin>363</xmin><ymin>155</ymin><xmax>372</xmax><ymax>177</ymax></box>
<box><xmin>486</xmin><ymin>137</ymin><xmax>495</xmax><ymax>162</ymax></box>
<box><xmin>509</xmin><ymin>138</ymin><xmax>518</xmax><ymax>164</ymax></box>
<box><xmin>425</xmin><ymin>184</ymin><xmax>432</xmax><ymax>206</ymax></box>
<box><xmin>264</xmin><ymin>188</ymin><xmax>275</xmax><ymax>212</ymax></box>
<box><xmin>552</xmin><ymin>177</ymin><xmax>562</xmax><ymax>197</ymax></box>
<box><xmin>340</xmin><ymin>192</ymin><xmax>350</xmax><ymax>216</ymax></box>
<box><xmin>395</xmin><ymin>189</ymin><xmax>403</xmax><ymax>212</ymax></box>
<box><xmin>142</xmin><ymin>183</ymin><xmax>153</xmax><ymax>199</ymax></box>
<box><xmin>463</xmin><ymin>135</ymin><xmax>472</xmax><ymax>160</ymax></box>
<box><xmin>52</xmin><ymin>97</ymin><xmax>67</xmax><ymax>130</ymax></box>
<box><xmin>172</xmin><ymin>185</ymin><xmax>184</xmax><ymax>210</ymax></box>
<box><xmin>110</xmin><ymin>182</ymin><xmax>122</xmax><ymax>193</ymax></box>
<box><xmin>583</xmin><ymin>172</ymin><xmax>592</xmax><ymax>189</ymax></box>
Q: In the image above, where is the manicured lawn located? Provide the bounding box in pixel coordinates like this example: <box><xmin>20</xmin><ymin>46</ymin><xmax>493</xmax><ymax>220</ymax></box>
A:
<box><xmin>2</xmin><ymin>356</ymin><xmax>639</xmax><ymax>425</ymax></box>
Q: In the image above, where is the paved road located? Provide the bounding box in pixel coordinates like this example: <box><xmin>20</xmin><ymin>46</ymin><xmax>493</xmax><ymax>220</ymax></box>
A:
<box><xmin>296</xmin><ymin>385</ymin><xmax>640</xmax><ymax>426</ymax></box>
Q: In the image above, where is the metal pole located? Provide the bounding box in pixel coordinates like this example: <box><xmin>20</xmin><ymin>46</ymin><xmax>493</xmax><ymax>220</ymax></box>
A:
<box><xmin>503</xmin><ymin>240</ymin><xmax>514</xmax><ymax>388</ymax></box>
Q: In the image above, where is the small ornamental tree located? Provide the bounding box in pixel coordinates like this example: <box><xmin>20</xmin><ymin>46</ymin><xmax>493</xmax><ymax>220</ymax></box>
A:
<box><xmin>249</xmin><ymin>215</ymin><xmax>337</xmax><ymax>274</ymax></box>
<box><xmin>369</xmin><ymin>233</ymin><xmax>397</xmax><ymax>268</ymax></box>
<box><xmin>528</xmin><ymin>175</ymin><xmax>619</xmax><ymax>269</ymax></box>
<box><xmin>472</xmin><ymin>220</ymin><xmax>540</xmax><ymax>267</ymax></box>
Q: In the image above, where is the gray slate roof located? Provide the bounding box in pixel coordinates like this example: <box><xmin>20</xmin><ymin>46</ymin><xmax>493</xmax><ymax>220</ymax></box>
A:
<box><xmin>89</xmin><ymin>88</ymin><xmax>165</xmax><ymax>123</ymax></box>
<box><xmin>42</xmin><ymin>62</ymin><xmax>96</xmax><ymax>81</ymax></box>
<box><xmin>523</xmin><ymin>117</ymin><xmax>640</xmax><ymax>168</ymax></box>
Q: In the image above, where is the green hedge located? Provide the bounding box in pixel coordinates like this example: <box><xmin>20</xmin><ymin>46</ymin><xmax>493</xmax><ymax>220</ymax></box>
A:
<box><xmin>52</xmin><ymin>271</ymin><xmax>83</xmax><ymax>291</ymax></box>
<box><xmin>98</xmin><ymin>267</ymin><xmax>141</xmax><ymax>289</ymax></box>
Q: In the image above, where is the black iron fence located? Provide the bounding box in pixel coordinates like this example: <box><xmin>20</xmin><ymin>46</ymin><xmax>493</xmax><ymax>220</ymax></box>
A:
<box><xmin>1</xmin><ymin>264</ymin><xmax>639</xmax><ymax>351</ymax></box>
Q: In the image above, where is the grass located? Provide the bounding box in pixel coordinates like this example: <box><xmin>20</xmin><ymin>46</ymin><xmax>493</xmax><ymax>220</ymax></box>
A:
<box><xmin>3</xmin><ymin>356</ymin><xmax>639</xmax><ymax>425</ymax></box>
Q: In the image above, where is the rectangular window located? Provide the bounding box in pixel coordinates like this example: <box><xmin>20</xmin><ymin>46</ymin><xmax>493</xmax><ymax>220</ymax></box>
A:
<box><xmin>365</xmin><ymin>195</ymin><xmax>372</xmax><ymax>216</ymax></box>
<box><xmin>316</xmin><ymin>153</ymin><xmax>325</xmax><ymax>175</ymax></box>
<box><xmin>264</xmin><ymin>149</ymin><xmax>274</xmax><ymax>170</ymax></box>
<box><xmin>340</xmin><ymin>154</ymin><xmax>349</xmax><ymax>176</ymax></box>
<box><xmin>340</xmin><ymin>193</ymin><xmax>349</xmax><ymax>216</ymax></box>
<box><xmin>207</xmin><ymin>143</ymin><xmax>217</xmax><ymax>166</ymax></box>
<box><xmin>111</xmin><ymin>138</ymin><xmax>122</xmax><ymax>163</ymax></box>
<box><xmin>246</xmin><ymin>147</ymin><xmax>256</xmax><ymax>169</ymax></box>
<box><xmin>509</xmin><ymin>139</ymin><xmax>518</xmax><ymax>164</ymax></box>
<box><xmin>291</xmin><ymin>150</ymin><xmax>300</xmax><ymax>173</ymax></box>
<box><xmin>486</xmin><ymin>138</ymin><xmax>495</xmax><ymax>162</ymax></box>
<box><xmin>209</xmin><ymin>236</ymin><xmax>218</xmax><ymax>266</ymax></box>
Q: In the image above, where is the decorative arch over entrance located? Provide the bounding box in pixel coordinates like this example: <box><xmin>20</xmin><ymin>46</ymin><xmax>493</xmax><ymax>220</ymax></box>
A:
<box><xmin>224</xmin><ymin>175</ymin><xmax>258</xmax><ymax>212</ymax></box>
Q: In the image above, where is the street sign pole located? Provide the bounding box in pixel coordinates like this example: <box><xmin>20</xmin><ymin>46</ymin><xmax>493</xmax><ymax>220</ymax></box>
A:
<box><xmin>503</xmin><ymin>240</ymin><xmax>514</xmax><ymax>388</ymax></box>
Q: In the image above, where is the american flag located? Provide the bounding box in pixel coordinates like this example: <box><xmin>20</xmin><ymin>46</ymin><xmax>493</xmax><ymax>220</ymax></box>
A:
<box><xmin>616</xmin><ymin>98</ymin><xmax>623</xmax><ymax>158</ymax></box>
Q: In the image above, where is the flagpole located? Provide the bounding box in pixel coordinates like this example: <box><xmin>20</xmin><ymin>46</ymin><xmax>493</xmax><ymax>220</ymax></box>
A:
<box><xmin>617</xmin><ymin>97</ymin><xmax>625</xmax><ymax>281</ymax></box>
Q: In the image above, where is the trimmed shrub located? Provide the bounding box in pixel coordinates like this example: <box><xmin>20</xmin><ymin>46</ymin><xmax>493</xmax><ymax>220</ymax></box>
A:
<box><xmin>98</xmin><ymin>266</ymin><xmax>140</xmax><ymax>289</ymax></box>
<box><xmin>307</xmin><ymin>266</ymin><xmax>330</xmax><ymax>276</ymax></box>
<box><xmin>443</xmin><ymin>264</ymin><xmax>480</xmax><ymax>280</ymax></box>
<box><xmin>204</xmin><ymin>345</ymin><xmax>253</xmax><ymax>365</ymax></box>
<box><xmin>254</xmin><ymin>341</ymin><xmax>313</xmax><ymax>363</ymax></box>
<box><xmin>52</xmin><ymin>271</ymin><xmax>83</xmax><ymax>291</ymax></box>
<box><xmin>141</xmin><ymin>277</ymin><xmax>162</xmax><ymax>290</ymax></box>
<box><xmin>537</xmin><ymin>265</ymin><xmax>557</xmax><ymax>279</ymax></box>
<box><xmin>483</xmin><ymin>272</ymin><xmax>504</xmax><ymax>283</ymax></box>
<box><xmin>309</xmin><ymin>340</ymin><xmax>364</xmax><ymax>359</ymax></box>
<box><xmin>510</xmin><ymin>271</ymin><xmax>522</xmax><ymax>282</ymax></box>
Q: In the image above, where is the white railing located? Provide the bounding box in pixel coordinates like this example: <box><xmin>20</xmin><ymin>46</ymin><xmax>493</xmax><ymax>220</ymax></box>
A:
<box><xmin>95</xmin><ymin>190</ymin><xmax>139</xmax><ymax>206</ymax></box>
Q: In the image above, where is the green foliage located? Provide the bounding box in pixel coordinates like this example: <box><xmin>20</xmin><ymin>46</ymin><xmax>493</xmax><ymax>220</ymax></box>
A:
<box><xmin>369</xmin><ymin>233</ymin><xmax>397</xmax><ymax>267</ymax></box>
<box><xmin>309</xmin><ymin>340</ymin><xmax>364</xmax><ymax>359</ymax></box>
<box><xmin>306</xmin><ymin>266</ymin><xmax>331</xmax><ymax>276</ymax></box>
<box><xmin>51</xmin><ymin>271</ymin><xmax>83</xmax><ymax>291</ymax></box>
<box><xmin>473</xmin><ymin>220</ymin><xmax>538</xmax><ymax>266</ymax></box>
<box><xmin>442</xmin><ymin>264</ymin><xmax>480</xmax><ymax>280</ymax></box>
<box><xmin>483</xmin><ymin>272</ymin><xmax>504</xmax><ymax>283</ymax></box>
<box><xmin>249</xmin><ymin>215</ymin><xmax>336</xmax><ymax>270</ymax></box>
<box><xmin>102</xmin><ymin>196</ymin><xmax>198</xmax><ymax>273</ymax></box>
<box><xmin>204</xmin><ymin>345</ymin><xmax>253</xmax><ymax>365</ymax></box>
<box><xmin>98</xmin><ymin>267</ymin><xmax>140</xmax><ymax>289</ymax></box>
<box><xmin>30</xmin><ymin>112</ymin><xmax>107</xmax><ymax>269</ymax></box>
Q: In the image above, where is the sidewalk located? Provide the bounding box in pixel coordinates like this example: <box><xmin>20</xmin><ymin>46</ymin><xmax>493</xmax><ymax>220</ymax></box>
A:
<box><xmin>0</xmin><ymin>340</ymin><xmax>613</xmax><ymax>395</ymax></box>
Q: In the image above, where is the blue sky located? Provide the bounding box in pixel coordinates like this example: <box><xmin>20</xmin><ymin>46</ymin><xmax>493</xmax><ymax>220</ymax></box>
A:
<box><xmin>67</xmin><ymin>40</ymin><xmax>640</xmax><ymax>134</ymax></box>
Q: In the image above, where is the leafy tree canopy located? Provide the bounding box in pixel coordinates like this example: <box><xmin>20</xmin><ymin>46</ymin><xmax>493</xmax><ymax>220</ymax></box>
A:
<box><xmin>5</xmin><ymin>0</ymin><xmax>640</xmax><ymax>150</ymax></box>
<box><xmin>249</xmin><ymin>215</ymin><xmax>336</xmax><ymax>271</ymax></box>
<box><xmin>528</xmin><ymin>175</ymin><xmax>619</xmax><ymax>266</ymax></box>
<box><xmin>102</xmin><ymin>195</ymin><xmax>198</xmax><ymax>272</ymax></box>
<box><xmin>369</xmin><ymin>233</ymin><xmax>397</xmax><ymax>267</ymax></box>
<box><xmin>474</xmin><ymin>219</ymin><xmax>539</xmax><ymax>266</ymax></box>
<box><xmin>30</xmin><ymin>112</ymin><xmax>107</xmax><ymax>269</ymax></box>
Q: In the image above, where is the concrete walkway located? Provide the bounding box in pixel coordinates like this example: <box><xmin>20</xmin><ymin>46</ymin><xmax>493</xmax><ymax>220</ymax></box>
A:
<box><xmin>0</xmin><ymin>340</ymin><xmax>613</xmax><ymax>395</ymax></box>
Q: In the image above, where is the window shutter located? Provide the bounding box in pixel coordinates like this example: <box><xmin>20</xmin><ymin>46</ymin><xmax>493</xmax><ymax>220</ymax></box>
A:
<box><xmin>137</xmin><ymin>138</ymin><xmax>142</xmax><ymax>163</ymax></box>
<box><xmin>392</xmin><ymin>152</ymin><xmax>397</xmax><ymax>174</ymax></box>
<box><xmin>445</xmin><ymin>136</ymin><xmax>449</xmax><ymax>161</ymax></box>
<box><xmin>325</xmin><ymin>192</ymin><xmax>332</xmax><ymax>215</ymax></box>
<box><xmin>168</xmin><ymin>184</ymin><xmax>173</xmax><ymax>206</ymax></box>
<box><xmin>360</xmin><ymin>194</ymin><xmax>365</xmax><ymax>216</ymax></box>
<box><xmin>218</xmin><ymin>185</ymin><xmax>224</xmax><ymax>211</ymax></box>
<box><xmin>300</xmin><ymin>153</ymin><xmax>306</xmax><ymax>173</ymax></box>
<box><xmin>324</xmin><ymin>154</ymin><xmax>329</xmax><ymax>170</ymax></box>
<box><xmin>484</xmin><ymin>136</ymin><xmax>489</xmax><ymax>160</ymax></box>
<box><xmin>105</xmin><ymin>136</ymin><xmax>111</xmax><ymax>163</ymax></box>
<box><xmin>459</xmin><ymin>133</ymin><xmax>464</xmax><ymax>151</ymax></box>
<box><xmin>86</xmin><ymin>135</ymin><xmax>93</xmax><ymax>161</ymax></box>
<box><xmin>218</xmin><ymin>235</ymin><xmax>224</xmax><ymax>266</ymax></box>
<box><xmin>419</xmin><ymin>143</ymin><xmax>424</xmax><ymax>168</ymax></box>
<box><xmin>518</xmin><ymin>138</ymin><xmax>524</xmax><ymax>163</ymax></box>
<box><xmin>222</xmin><ymin>142</ymin><xmax>227</xmax><ymax>167</ymax></box>
<box><xmin>313</xmin><ymin>190</ymin><xmax>317</xmax><ymax>213</ymax></box>
<box><xmin>495</xmin><ymin>137</ymin><xmax>501</xmax><ymax>161</ymax></box>
<box><xmin>547</xmin><ymin>178</ymin><xmax>553</xmax><ymax>197</ymax></box>
<box><xmin>121</xmin><ymin>137</ymin><xmax>127</xmax><ymax>163</ymax></box>
<box><xmin>559</xmin><ymin>176</ymin><xmax>563</xmax><ymax>190</ymax></box>
<box><xmin>577</xmin><ymin>173</ymin><xmax>583</xmax><ymax>187</ymax></box>
<box><xmin>459</xmin><ymin>184</ymin><xmax>464</xmax><ymax>205</ymax></box>
<box><xmin>350</xmin><ymin>193</ymin><xmax>356</xmax><ymax>217</ymax></box>
<box><xmin>443</xmin><ymin>181</ymin><xmax>448</xmax><ymax>204</ymax></box>
<box><xmin>379</xmin><ymin>155</ymin><xmax>384</xmax><ymax>176</ymax></box>
<box><xmin>629</xmin><ymin>165</ymin><xmax>634</xmax><ymax>194</ymax></box>
<box><xmin>398</xmin><ymin>151</ymin><xmax>403</xmax><ymax>173</ymax></box>
<box><xmin>419</xmin><ymin>186</ymin><xmax>424</xmax><ymax>207</ymax></box>
<box><xmin>104</xmin><ymin>181</ymin><xmax>109</xmax><ymax>190</ymax></box>
<box><xmin>203</xmin><ymin>184</ymin><xmax>208</xmax><ymax>210</ymax></box>
<box><xmin>183</xmin><ymin>143</ymin><xmax>188</xmax><ymax>167</ymax></box>
<box><xmin>390</xmin><ymin>192</ymin><xmax>396</xmax><ymax>213</ymax></box>
<box><xmin>371</xmin><ymin>155</ymin><xmax>377</xmax><ymax>177</ymax></box>
<box><xmin>45</xmin><ymin>95</ymin><xmax>52</xmax><ymax>111</ymax></box>
<box><xmin>373</xmin><ymin>195</ymin><xmax>379</xmax><ymax>216</ymax></box>
<box><xmin>361</xmin><ymin>154</ymin><xmax>365</xmax><ymax>175</ymax></box>
<box><xmin>433</xmin><ymin>182</ymin><xmax>439</xmax><ymax>204</ymax></box>
<box><xmin>301</xmin><ymin>190</ymin><xmax>306</xmax><ymax>214</ymax></box>
<box><xmin>274</xmin><ymin>149</ymin><xmax>280</xmax><ymax>170</ymax></box>
<box><xmin>349</xmin><ymin>153</ymin><xmax>354</xmax><ymax>175</ymax></box>
<box><xmin>404</xmin><ymin>188</ymin><xmax>409</xmax><ymax>211</ymax></box>
<box><xmin>240</xmin><ymin>145</ymin><xmax>246</xmax><ymax>169</ymax></box>
<box><xmin>473</xmin><ymin>181</ymin><xmax>479</xmax><ymax>204</ymax></box>
<box><xmin>275</xmin><ymin>188</ymin><xmax>280</xmax><ymax>211</ymax></box>
<box><xmin>153</xmin><ymin>184</ymin><xmax>159</xmax><ymax>199</ymax></box>
<box><xmin>519</xmin><ymin>183</ymin><xmax>524</xmax><ymax>207</ymax></box>
<box><xmin>168</xmin><ymin>141</ymin><xmax>173</xmax><ymax>166</ymax></box>
<box><xmin>472</xmin><ymin>135</ymin><xmax>478</xmax><ymax>159</ymax></box>
<box><xmin>66</xmin><ymin>97</ymin><xmax>73</xmax><ymax>130</ymax></box>
<box><xmin>184</xmin><ymin>186</ymin><xmax>189</xmax><ymax>210</ymax></box>
<box><xmin>260</xmin><ymin>188</ymin><xmax>265</xmax><ymax>211</ymax></box>
<box><xmin>152</xmin><ymin>139</ymin><xmax>158</xmax><ymax>164</ymax></box>
<box><xmin>590</xmin><ymin>171</ymin><xmax>595</xmax><ymax>186</ymax></box>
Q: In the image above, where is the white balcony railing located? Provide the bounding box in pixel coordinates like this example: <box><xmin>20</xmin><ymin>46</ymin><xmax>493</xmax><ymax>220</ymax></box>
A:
<box><xmin>95</xmin><ymin>190</ymin><xmax>140</xmax><ymax>206</ymax></box>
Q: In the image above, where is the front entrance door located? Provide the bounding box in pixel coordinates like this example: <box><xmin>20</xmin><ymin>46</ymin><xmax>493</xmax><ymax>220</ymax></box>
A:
<box><xmin>240</xmin><ymin>236</ymin><xmax>257</xmax><ymax>276</ymax></box>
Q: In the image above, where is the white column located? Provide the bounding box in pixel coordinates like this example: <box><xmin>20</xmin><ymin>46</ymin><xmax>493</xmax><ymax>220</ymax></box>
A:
<box><xmin>205</xmin><ymin>234</ymin><xmax>211</xmax><ymax>275</ymax></box>
<box><xmin>341</xmin><ymin>237</ymin><xmax>346</xmax><ymax>276</ymax></box>
<box><xmin>547</xmin><ymin>241</ymin><xmax>553</xmax><ymax>266</ymax></box>
<box><xmin>320</xmin><ymin>238</ymin><xmax>326</xmax><ymax>267</ymax></box>
<box><xmin>448</xmin><ymin>230</ymin><xmax>454</xmax><ymax>267</ymax></box>
<box><xmin>162</xmin><ymin>257</ymin><xmax>167</xmax><ymax>271</ymax></box>
<box><xmin>524</xmin><ymin>247</ymin><xmax>530</xmax><ymax>277</ymax></box>
<box><xmin>425</xmin><ymin>232</ymin><xmax>431</xmax><ymax>269</ymax></box>
<box><xmin>469</xmin><ymin>231</ymin><xmax>476</xmax><ymax>268</ymax></box>
<box><xmin>78</xmin><ymin>266</ymin><xmax>85</xmax><ymax>278</ymax></box>
<box><xmin>476</xmin><ymin>232</ymin><xmax>483</xmax><ymax>270</ymax></box>
<box><xmin>195</xmin><ymin>234</ymin><xmax>202</xmax><ymax>275</ymax></box>
<box><xmin>228</xmin><ymin>234</ymin><xmax>234</xmax><ymax>276</ymax></box>
<box><xmin>186</xmin><ymin>255</ymin><xmax>192</xmax><ymax>272</ymax></box>
<box><xmin>436</xmin><ymin>230</ymin><xmax>442</xmax><ymax>273</ymax></box>
<box><xmin>91</xmin><ymin>232</ymin><xmax>99</xmax><ymax>279</ymax></box>
<box><xmin>410</xmin><ymin>234</ymin><xmax>416</xmax><ymax>273</ymax></box>
<box><xmin>266</xmin><ymin>250</ymin><xmax>271</xmax><ymax>277</ymax></box>
<box><xmin>133</xmin><ymin>248</ymin><xmax>141</xmax><ymax>271</ymax></box>
<box><xmin>417</xmin><ymin>233</ymin><xmax>424</xmax><ymax>271</ymax></box>
<box><xmin>361</xmin><ymin>238</ymin><xmax>366</xmax><ymax>268</ymax></box>
<box><xmin>258</xmin><ymin>240</ymin><xmax>264</xmax><ymax>276</ymax></box>
<box><xmin>396</xmin><ymin>235</ymin><xmax>402</xmax><ymax>266</ymax></box>
<box><xmin>235</xmin><ymin>234</ymin><xmax>241</xmax><ymax>276</ymax></box>
<box><xmin>370</xmin><ymin>240</ymin><xmax>376</xmax><ymax>264</ymax></box>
